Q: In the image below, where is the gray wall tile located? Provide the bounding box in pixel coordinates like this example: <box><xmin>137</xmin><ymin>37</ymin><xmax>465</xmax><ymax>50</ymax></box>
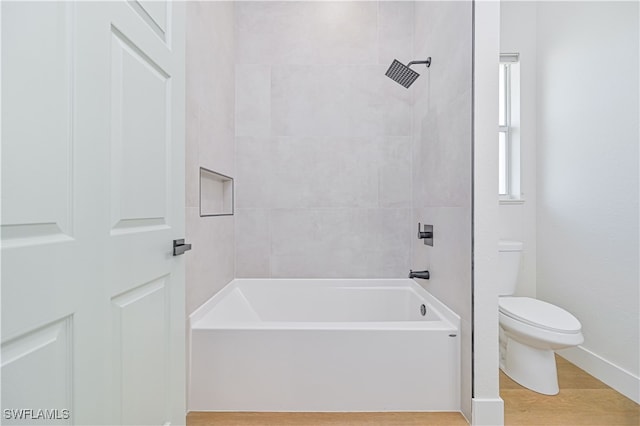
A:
<box><xmin>186</xmin><ymin>1</ymin><xmax>236</xmax><ymax>315</ymax></box>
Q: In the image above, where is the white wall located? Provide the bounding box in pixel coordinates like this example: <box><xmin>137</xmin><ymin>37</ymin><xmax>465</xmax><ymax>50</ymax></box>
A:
<box><xmin>185</xmin><ymin>1</ymin><xmax>236</xmax><ymax>315</ymax></box>
<box><xmin>499</xmin><ymin>1</ymin><xmax>537</xmax><ymax>298</ymax></box>
<box><xmin>234</xmin><ymin>1</ymin><xmax>414</xmax><ymax>278</ymax></box>
<box><xmin>536</xmin><ymin>1</ymin><xmax>639</xmax><ymax>401</ymax></box>
<box><xmin>500</xmin><ymin>0</ymin><xmax>639</xmax><ymax>402</ymax></box>
<box><xmin>472</xmin><ymin>1</ymin><xmax>504</xmax><ymax>424</ymax></box>
<box><xmin>411</xmin><ymin>1</ymin><xmax>473</xmax><ymax>419</ymax></box>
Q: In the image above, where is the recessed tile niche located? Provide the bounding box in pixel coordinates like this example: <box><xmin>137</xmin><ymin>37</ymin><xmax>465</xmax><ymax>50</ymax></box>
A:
<box><xmin>199</xmin><ymin>167</ymin><xmax>234</xmax><ymax>217</ymax></box>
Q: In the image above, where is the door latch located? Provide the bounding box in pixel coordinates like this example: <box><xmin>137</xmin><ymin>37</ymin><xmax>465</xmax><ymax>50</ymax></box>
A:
<box><xmin>173</xmin><ymin>239</ymin><xmax>192</xmax><ymax>256</ymax></box>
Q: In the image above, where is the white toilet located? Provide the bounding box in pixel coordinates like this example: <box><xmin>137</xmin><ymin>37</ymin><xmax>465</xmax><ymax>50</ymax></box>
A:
<box><xmin>498</xmin><ymin>240</ymin><xmax>584</xmax><ymax>395</ymax></box>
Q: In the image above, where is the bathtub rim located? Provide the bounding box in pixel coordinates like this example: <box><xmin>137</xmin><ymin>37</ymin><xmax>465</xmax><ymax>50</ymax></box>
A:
<box><xmin>189</xmin><ymin>278</ymin><xmax>461</xmax><ymax>332</ymax></box>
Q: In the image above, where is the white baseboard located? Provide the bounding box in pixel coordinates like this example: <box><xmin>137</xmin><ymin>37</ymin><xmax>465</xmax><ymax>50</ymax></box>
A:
<box><xmin>471</xmin><ymin>398</ymin><xmax>504</xmax><ymax>426</ymax></box>
<box><xmin>558</xmin><ymin>345</ymin><xmax>640</xmax><ymax>404</ymax></box>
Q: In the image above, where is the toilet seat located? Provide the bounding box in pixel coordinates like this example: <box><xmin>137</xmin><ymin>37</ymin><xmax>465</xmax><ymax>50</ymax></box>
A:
<box><xmin>499</xmin><ymin>297</ymin><xmax>581</xmax><ymax>334</ymax></box>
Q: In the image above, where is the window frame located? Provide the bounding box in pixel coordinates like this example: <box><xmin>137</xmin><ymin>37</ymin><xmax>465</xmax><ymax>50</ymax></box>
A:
<box><xmin>499</xmin><ymin>53</ymin><xmax>522</xmax><ymax>202</ymax></box>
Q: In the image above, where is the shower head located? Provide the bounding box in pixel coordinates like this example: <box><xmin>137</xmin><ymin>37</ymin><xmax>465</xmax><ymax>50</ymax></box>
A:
<box><xmin>385</xmin><ymin>57</ymin><xmax>431</xmax><ymax>88</ymax></box>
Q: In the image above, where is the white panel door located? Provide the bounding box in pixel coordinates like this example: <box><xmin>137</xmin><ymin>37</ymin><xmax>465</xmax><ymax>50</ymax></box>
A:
<box><xmin>1</xmin><ymin>2</ymin><xmax>186</xmax><ymax>425</ymax></box>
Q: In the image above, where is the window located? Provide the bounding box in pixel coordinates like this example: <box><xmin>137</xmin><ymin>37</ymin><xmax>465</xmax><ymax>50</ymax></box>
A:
<box><xmin>499</xmin><ymin>53</ymin><xmax>521</xmax><ymax>201</ymax></box>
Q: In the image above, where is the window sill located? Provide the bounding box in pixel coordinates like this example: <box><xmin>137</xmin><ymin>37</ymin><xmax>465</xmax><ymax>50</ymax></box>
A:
<box><xmin>499</xmin><ymin>198</ymin><xmax>525</xmax><ymax>205</ymax></box>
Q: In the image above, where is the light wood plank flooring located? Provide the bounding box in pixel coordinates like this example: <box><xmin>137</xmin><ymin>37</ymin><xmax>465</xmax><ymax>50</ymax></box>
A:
<box><xmin>501</xmin><ymin>355</ymin><xmax>639</xmax><ymax>425</ymax></box>
<box><xmin>187</xmin><ymin>355</ymin><xmax>639</xmax><ymax>425</ymax></box>
<box><xmin>187</xmin><ymin>412</ymin><xmax>468</xmax><ymax>426</ymax></box>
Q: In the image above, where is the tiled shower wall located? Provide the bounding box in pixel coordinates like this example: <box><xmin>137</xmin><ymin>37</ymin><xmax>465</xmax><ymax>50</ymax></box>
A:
<box><xmin>411</xmin><ymin>1</ymin><xmax>473</xmax><ymax>419</ymax></box>
<box><xmin>235</xmin><ymin>1</ymin><xmax>415</xmax><ymax>278</ymax></box>
<box><xmin>185</xmin><ymin>2</ymin><xmax>235</xmax><ymax>315</ymax></box>
<box><xmin>181</xmin><ymin>0</ymin><xmax>474</xmax><ymax>416</ymax></box>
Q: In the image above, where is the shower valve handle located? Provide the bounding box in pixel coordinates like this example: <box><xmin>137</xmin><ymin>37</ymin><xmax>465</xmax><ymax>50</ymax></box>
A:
<box><xmin>417</xmin><ymin>223</ymin><xmax>434</xmax><ymax>246</ymax></box>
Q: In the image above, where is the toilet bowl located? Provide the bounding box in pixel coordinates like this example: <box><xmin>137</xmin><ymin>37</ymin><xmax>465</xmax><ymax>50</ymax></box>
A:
<box><xmin>499</xmin><ymin>296</ymin><xmax>583</xmax><ymax>394</ymax></box>
<box><xmin>498</xmin><ymin>241</ymin><xmax>584</xmax><ymax>395</ymax></box>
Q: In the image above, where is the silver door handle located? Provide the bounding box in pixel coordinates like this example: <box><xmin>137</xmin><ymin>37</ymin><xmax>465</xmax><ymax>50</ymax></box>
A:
<box><xmin>173</xmin><ymin>239</ymin><xmax>192</xmax><ymax>256</ymax></box>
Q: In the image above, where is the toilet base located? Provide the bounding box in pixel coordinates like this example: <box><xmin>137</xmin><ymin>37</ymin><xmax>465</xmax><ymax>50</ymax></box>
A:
<box><xmin>501</xmin><ymin>337</ymin><xmax>559</xmax><ymax>395</ymax></box>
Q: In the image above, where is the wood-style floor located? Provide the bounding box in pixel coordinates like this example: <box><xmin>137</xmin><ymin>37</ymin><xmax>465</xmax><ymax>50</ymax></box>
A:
<box><xmin>501</xmin><ymin>355</ymin><xmax>639</xmax><ymax>425</ymax></box>
<box><xmin>187</xmin><ymin>355</ymin><xmax>639</xmax><ymax>425</ymax></box>
<box><xmin>186</xmin><ymin>412</ymin><xmax>468</xmax><ymax>426</ymax></box>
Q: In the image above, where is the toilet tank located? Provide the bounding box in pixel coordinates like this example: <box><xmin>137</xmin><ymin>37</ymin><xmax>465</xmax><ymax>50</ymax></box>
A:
<box><xmin>498</xmin><ymin>240</ymin><xmax>523</xmax><ymax>296</ymax></box>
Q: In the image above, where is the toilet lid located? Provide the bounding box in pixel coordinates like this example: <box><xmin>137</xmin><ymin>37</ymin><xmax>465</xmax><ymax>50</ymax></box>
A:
<box><xmin>499</xmin><ymin>297</ymin><xmax>582</xmax><ymax>334</ymax></box>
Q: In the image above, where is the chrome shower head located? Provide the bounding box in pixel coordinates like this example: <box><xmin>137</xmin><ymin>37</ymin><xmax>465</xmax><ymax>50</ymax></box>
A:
<box><xmin>385</xmin><ymin>57</ymin><xmax>431</xmax><ymax>88</ymax></box>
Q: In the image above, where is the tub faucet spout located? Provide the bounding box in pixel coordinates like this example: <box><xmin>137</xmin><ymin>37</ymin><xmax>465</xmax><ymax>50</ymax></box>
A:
<box><xmin>409</xmin><ymin>269</ymin><xmax>430</xmax><ymax>280</ymax></box>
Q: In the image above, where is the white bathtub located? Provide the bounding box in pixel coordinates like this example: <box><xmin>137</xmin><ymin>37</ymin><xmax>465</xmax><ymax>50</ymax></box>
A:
<box><xmin>189</xmin><ymin>279</ymin><xmax>460</xmax><ymax>412</ymax></box>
